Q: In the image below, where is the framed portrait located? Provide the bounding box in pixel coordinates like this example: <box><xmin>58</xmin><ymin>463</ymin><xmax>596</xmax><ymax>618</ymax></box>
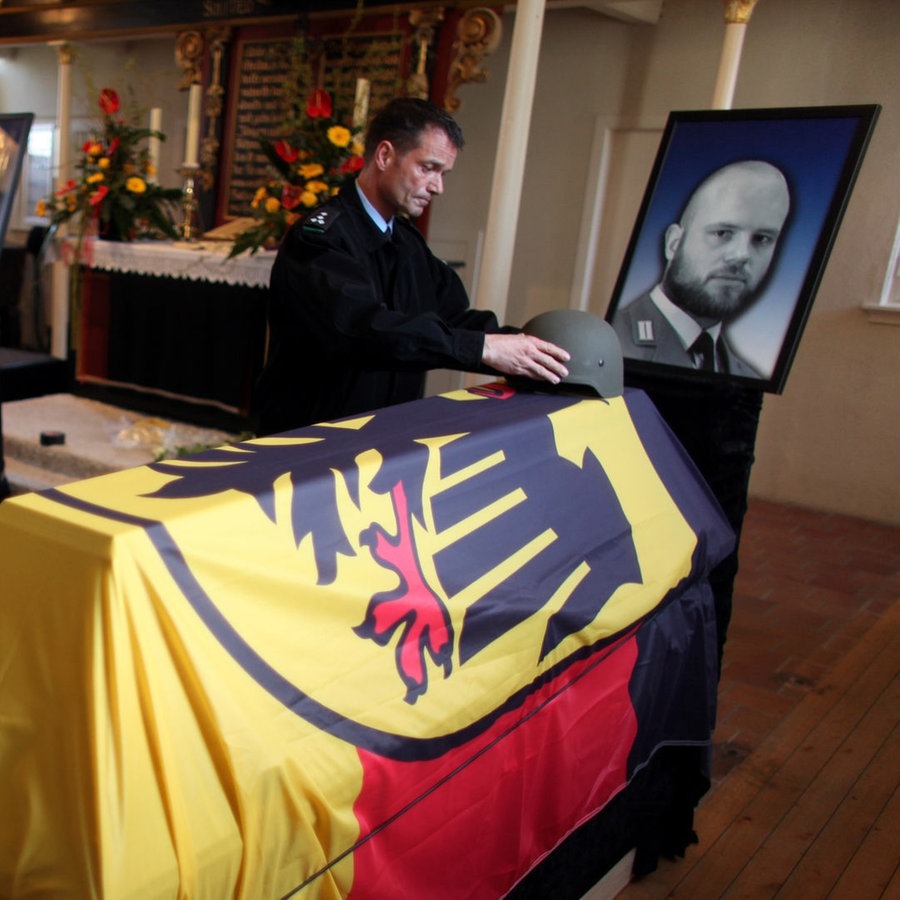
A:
<box><xmin>605</xmin><ymin>105</ymin><xmax>880</xmax><ymax>393</ymax></box>
<box><xmin>0</xmin><ymin>113</ymin><xmax>34</xmax><ymax>250</ymax></box>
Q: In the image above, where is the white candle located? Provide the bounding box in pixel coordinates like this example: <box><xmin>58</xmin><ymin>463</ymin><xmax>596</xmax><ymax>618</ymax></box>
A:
<box><xmin>353</xmin><ymin>77</ymin><xmax>370</xmax><ymax>131</ymax></box>
<box><xmin>184</xmin><ymin>83</ymin><xmax>202</xmax><ymax>167</ymax></box>
<box><xmin>148</xmin><ymin>107</ymin><xmax>162</xmax><ymax>183</ymax></box>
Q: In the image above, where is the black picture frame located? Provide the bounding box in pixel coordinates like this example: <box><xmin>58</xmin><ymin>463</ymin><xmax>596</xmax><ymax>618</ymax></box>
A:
<box><xmin>605</xmin><ymin>105</ymin><xmax>880</xmax><ymax>394</ymax></box>
<box><xmin>0</xmin><ymin>113</ymin><xmax>34</xmax><ymax>255</ymax></box>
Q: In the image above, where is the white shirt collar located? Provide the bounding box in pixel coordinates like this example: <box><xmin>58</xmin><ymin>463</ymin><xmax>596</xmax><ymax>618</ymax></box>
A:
<box><xmin>355</xmin><ymin>181</ymin><xmax>393</xmax><ymax>235</ymax></box>
<box><xmin>649</xmin><ymin>285</ymin><xmax>722</xmax><ymax>351</ymax></box>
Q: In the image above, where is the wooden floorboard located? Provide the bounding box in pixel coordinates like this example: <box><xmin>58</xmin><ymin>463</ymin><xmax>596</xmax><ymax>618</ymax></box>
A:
<box><xmin>727</xmin><ymin>641</ymin><xmax>899</xmax><ymax>897</ymax></box>
<box><xmin>776</xmin><ymin>721</ymin><xmax>899</xmax><ymax>897</ymax></box>
<box><xmin>618</xmin><ymin>501</ymin><xmax>900</xmax><ymax>900</ymax></box>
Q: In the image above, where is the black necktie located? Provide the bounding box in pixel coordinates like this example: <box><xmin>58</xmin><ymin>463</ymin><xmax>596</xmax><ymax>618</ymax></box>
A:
<box><xmin>691</xmin><ymin>331</ymin><xmax>716</xmax><ymax>372</ymax></box>
<box><xmin>376</xmin><ymin>230</ymin><xmax>399</xmax><ymax>300</ymax></box>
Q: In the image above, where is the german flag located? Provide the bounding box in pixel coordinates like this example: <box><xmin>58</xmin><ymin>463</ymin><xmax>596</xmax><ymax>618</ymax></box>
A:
<box><xmin>0</xmin><ymin>386</ymin><xmax>732</xmax><ymax>897</ymax></box>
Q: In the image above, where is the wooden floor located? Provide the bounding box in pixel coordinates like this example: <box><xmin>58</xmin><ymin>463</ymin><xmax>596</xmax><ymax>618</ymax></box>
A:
<box><xmin>619</xmin><ymin>499</ymin><xmax>900</xmax><ymax>899</ymax></box>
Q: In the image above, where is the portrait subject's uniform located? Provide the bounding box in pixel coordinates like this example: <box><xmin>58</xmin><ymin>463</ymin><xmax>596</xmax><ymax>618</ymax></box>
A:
<box><xmin>611</xmin><ymin>288</ymin><xmax>762</xmax><ymax>379</ymax></box>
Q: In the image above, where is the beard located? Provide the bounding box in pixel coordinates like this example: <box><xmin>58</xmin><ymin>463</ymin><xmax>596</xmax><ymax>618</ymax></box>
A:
<box><xmin>663</xmin><ymin>252</ymin><xmax>756</xmax><ymax>323</ymax></box>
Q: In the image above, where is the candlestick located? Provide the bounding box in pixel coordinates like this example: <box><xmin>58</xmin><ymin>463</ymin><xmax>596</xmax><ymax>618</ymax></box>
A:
<box><xmin>353</xmin><ymin>77</ymin><xmax>370</xmax><ymax>131</ymax></box>
<box><xmin>148</xmin><ymin>107</ymin><xmax>162</xmax><ymax>183</ymax></box>
<box><xmin>177</xmin><ymin>164</ymin><xmax>201</xmax><ymax>241</ymax></box>
<box><xmin>184</xmin><ymin>83</ymin><xmax>202</xmax><ymax>167</ymax></box>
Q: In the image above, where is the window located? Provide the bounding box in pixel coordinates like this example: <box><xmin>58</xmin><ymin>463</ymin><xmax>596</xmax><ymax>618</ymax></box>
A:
<box><xmin>13</xmin><ymin>121</ymin><xmax>55</xmax><ymax>230</ymax></box>
<box><xmin>864</xmin><ymin>215</ymin><xmax>900</xmax><ymax>324</ymax></box>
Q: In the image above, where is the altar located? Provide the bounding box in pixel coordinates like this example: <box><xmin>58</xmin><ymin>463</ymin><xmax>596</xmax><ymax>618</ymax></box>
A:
<box><xmin>73</xmin><ymin>238</ymin><xmax>274</xmax><ymax>417</ymax></box>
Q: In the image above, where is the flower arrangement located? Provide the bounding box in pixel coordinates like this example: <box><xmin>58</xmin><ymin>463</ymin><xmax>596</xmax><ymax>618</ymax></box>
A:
<box><xmin>36</xmin><ymin>87</ymin><xmax>182</xmax><ymax>242</ymax></box>
<box><xmin>227</xmin><ymin>87</ymin><xmax>365</xmax><ymax>258</ymax></box>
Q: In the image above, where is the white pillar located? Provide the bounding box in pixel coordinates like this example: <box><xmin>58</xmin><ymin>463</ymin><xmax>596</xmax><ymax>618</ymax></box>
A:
<box><xmin>711</xmin><ymin>0</ymin><xmax>760</xmax><ymax>110</ymax></box>
<box><xmin>472</xmin><ymin>0</ymin><xmax>546</xmax><ymax>321</ymax></box>
<box><xmin>49</xmin><ymin>41</ymin><xmax>74</xmax><ymax>360</ymax></box>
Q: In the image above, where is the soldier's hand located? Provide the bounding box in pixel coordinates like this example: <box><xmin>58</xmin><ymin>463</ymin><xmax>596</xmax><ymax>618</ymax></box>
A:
<box><xmin>482</xmin><ymin>333</ymin><xmax>570</xmax><ymax>384</ymax></box>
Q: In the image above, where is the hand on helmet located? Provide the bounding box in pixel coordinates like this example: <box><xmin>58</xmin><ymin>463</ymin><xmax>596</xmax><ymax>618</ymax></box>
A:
<box><xmin>481</xmin><ymin>333</ymin><xmax>570</xmax><ymax>384</ymax></box>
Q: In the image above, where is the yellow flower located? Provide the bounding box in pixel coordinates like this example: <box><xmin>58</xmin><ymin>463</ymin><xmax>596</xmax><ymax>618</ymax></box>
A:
<box><xmin>299</xmin><ymin>163</ymin><xmax>324</xmax><ymax>179</ymax></box>
<box><xmin>264</xmin><ymin>197</ymin><xmax>281</xmax><ymax>214</ymax></box>
<box><xmin>125</xmin><ymin>176</ymin><xmax>147</xmax><ymax>194</ymax></box>
<box><xmin>301</xmin><ymin>191</ymin><xmax>318</xmax><ymax>208</ymax></box>
<box><xmin>87</xmin><ymin>172</ymin><xmax>105</xmax><ymax>184</ymax></box>
<box><xmin>351</xmin><ymin>140</ymin><xmax>364</xmax><ymax>157</ymax></box>
<box><xmin>98</xmin><ymin>157</ymin><xmax>110</xmax><ymax>169</ymax></box>
<box><xmin>123</xmin><ymin>163</ymin><xmax>136</xmax><ymax>175</ymax></box>
<box><xmin>327</xmin><ymin>126</ymin><xmax>351</xmax><ymax>148</ymax></box>
<box><xmin>86</xmin><ymin>142</ymin><xmax>103</xmax><ymax>157</ymax></box>
<box><xmin>145</xmin><ymin>162</ymin><xmax>157</xmax><ymax>176</ymax></box>
<box><xmin>35</xmin><ymin>199</ymin><xmax>48</xmax><ymax>217</ymax></box>
<box><xmin>305</xmin><ymin>180</ymin><xmax>329</xmax><ymax>195</ymax></box>
<box><xmin>251</xmin><ymin>186</ymin><xmax>268</xmax><ymax>208</ymax></box>
<box><xmin>66</xmin><ymin>194</ymin><xmax>78</xmax><ymax>212</ymax></box>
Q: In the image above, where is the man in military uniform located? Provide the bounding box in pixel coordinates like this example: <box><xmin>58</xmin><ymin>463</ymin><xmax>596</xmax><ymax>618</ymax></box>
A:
<box><xmin>254</xmin><ymin>98</ymin><xmax>569</xmax><ymax>435</ymax></box>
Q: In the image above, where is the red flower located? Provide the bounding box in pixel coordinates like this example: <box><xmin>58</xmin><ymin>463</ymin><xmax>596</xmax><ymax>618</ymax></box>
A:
<box><xmin>274</xmin><ymin>140</ymin><xmax>299</xmax><ymax>163</ymax></box>
<box><xmin>107</xmin><ymin>136</ymin><xmax>120</xmax><ymax>156</ymax></box>
<box><xmin>341</xmin><ymin>155</ymin><xmax>364</xmax><ymax>175</ymax></box>
<box><xmin>89</xmin><ymin>184</ymin><xmax>109</xmax><ymax>207</ymax></box>
<box><xmin>281</xmin><ymin>183</ymin><xmax>304</xmax><ymax>211</ymax></box>
<box><xmin>55</xmin><ymin>179</ymin><xmax>78</xmax><ymax>195</ymax></box>
<box><xmin>306</xmin><ymin>88</ymin><xmax>333</xmax><ymax>119</ymax></box>
<box><xmin>99</xmin><ymin>88</ymin><xmax>120</xmax><ymax>115</ymax></box>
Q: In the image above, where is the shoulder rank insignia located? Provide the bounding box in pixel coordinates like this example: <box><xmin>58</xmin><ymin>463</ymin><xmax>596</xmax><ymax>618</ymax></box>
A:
<box><xmin>303</xmin><ymin>208</ymin><xmax>341</xmax><ymax>233</ymax></box>
<box><xmin>635</xmin><ymin>320</ymin><xmax>656</xmax><ymax>345</ymax></box>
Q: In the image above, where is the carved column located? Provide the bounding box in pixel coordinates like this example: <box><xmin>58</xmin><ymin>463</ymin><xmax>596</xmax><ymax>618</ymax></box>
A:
<box><xmin>711</xmin><ymin>0</ymin><xmax>760</xmax><ymax>109</ymax></box>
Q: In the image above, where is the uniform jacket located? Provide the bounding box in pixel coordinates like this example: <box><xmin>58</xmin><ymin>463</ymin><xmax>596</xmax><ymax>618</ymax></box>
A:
<box><xmin>611</xmin><ymin>292</ymin><xmax>762</xmax><ymax>380</ymax></box>
<box><xmin>254</xmin><ymin>183</ymin><xmax>506</xmax><ymax>434</ymax></box>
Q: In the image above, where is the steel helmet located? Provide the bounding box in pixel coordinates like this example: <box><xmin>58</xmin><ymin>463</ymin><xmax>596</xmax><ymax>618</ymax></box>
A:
<box><xmin>522</xmin><ymin>309</ymin><xmax>624</xmax><ymax>398</ymax></box>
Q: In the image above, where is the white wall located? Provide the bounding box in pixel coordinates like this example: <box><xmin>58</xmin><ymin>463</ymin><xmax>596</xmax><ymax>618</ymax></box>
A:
<box><xmin>429</xmin><ymin>0</ymin><xmax>899</xmax><ymax>526</ymax></box>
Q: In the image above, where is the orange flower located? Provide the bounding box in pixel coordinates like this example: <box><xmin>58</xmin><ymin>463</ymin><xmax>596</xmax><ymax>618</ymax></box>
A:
<box><xmin>327</xmin><ymin>126</ymin><xmax>351</xmax><ymax>149</ymax></box>
<box><xmin>298</xmin><ymin>162</ymin><xmax>324</xmax><ymax>179</ymax></box>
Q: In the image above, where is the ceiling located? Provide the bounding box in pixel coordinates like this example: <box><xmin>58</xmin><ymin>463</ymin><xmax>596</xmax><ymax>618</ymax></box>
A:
<box><xmin>0</xmin><ymin>0</ymin><xmax>662</xmax><ymax>45</ymax></box>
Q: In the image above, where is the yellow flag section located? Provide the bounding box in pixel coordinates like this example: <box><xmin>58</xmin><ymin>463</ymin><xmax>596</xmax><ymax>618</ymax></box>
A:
<box><xmin>0</xmin><ymin>480</ymin><xmax>359</xmax><ymax>898</ymax></box>
<box><xmin>547</xmin><ymin>397</ymin><xmax>697</xmax><ymax>642</ymax></box>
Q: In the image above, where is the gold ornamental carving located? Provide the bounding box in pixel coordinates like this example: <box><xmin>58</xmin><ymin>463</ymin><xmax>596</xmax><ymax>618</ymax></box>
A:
<box><xmin>407</xmin><ymin>8</ymin><xmax>444</xmax><ymax>100</ymax></box>
<box><xmin>175</xmin><ymin>30</ymin><xmax>204</xmax><ymax>88</ymax></box>
<box><xmin>52</xmin><ymin>42</ymin><xmax>74</xmax><ymax>66</ymax></box>
<box><xmin>723</xmin><ymin>0</ymin><xmax>760</xmax><ymax>25</ymax></box>
<box><xmin>199</xmin><ymin>26</ymin><xmax>232</xmax><ymax>189</ymax></box>
<box><xmin>444</xmin><ymin>7</ymin><xmax>502</xmax><ymax>113</ymax></box>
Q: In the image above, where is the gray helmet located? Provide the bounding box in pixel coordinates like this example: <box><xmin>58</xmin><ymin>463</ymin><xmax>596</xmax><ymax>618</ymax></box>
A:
<box><xmin>522</xmin><ymin>309</ymin><xmax>624</xmax><ymax>398</ymax></box>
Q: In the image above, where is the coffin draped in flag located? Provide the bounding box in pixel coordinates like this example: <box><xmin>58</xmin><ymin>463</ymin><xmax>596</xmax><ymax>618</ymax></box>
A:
<box><xmin>0</xmin><ymin>386</ymin><xmax>732</xmax><ymax>898</ymax></box>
